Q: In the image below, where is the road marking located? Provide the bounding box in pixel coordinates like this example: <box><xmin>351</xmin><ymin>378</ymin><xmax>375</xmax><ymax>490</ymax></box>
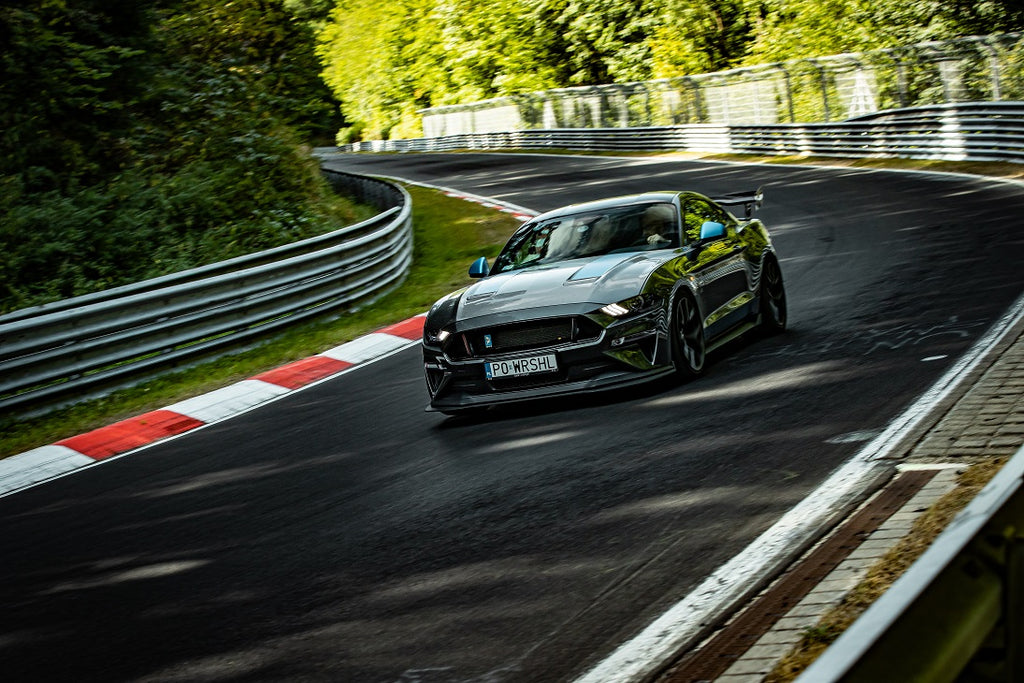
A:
<box><xmin>313</xmin><ymin>162</ymin><xmax>541</xmax><ymax>220</ymax></box>
<box><xmin>252</xmin><ymin>356</ymin><xmax>354</xmax><ymax>390</ymax></box>
<box><xmin>57</xmin><ymin>410</ymin><xmax>205</xmax><ymax>460</ymax></box>
<box><xmin>826</xmin><ymin>430</ymin><xmax>883</xmax><ymax>444</ymax></box>
<box><xmin>575</xmin><ymin>287</ymin><xmax>1024</xmax><ymax>683</ymax></box>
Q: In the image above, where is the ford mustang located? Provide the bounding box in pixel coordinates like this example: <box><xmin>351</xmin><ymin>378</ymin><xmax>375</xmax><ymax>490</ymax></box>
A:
<box><xmin>422</xmin><ymin>189</ymin><xmax>785</xmax><ymax>414</ymax></box>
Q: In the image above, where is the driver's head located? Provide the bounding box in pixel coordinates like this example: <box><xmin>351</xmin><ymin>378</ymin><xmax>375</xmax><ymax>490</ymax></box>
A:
<box><xmin>642</xmin><ymin>204</ymin><xmax>673</xmax><ymax>234</ymax></box>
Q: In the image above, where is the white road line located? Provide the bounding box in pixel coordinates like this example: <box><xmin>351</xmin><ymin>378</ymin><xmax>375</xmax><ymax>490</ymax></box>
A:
<box><xmin>314</xmin><ymin>163</ymin><xmax>541</xmax><ymax>219</ymax></box>
<box><xmin>576</xmin><ymin>288</ymin><xmax>1024</xmax><ymax>683</ymax></box>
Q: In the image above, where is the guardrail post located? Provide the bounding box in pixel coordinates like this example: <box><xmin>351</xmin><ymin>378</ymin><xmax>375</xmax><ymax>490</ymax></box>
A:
<box><xmin>800</xmin><ymin>61</ymin><xmax>833</xmax><ymax>122</ymax></box>
<box><xmin>980</xmin><ymin>38</ymin><xmax>1003</xmax><ymax>101</ymax></box>
<box><xmin>776</xmin><ymin>64</ymin><xmax>796</xmax><ymax>123</ymax></box>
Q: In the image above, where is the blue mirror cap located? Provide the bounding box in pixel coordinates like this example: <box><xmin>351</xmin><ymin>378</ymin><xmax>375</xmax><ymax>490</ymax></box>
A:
<box><xmin>699</xmin><ymin>221</ymin><xmax>726</xmax><ymax>240</ymax></box>
<box><xmin>468</xmin><ymin>257</ymin><xmax>490</xmax><ymax>278</ymax></box>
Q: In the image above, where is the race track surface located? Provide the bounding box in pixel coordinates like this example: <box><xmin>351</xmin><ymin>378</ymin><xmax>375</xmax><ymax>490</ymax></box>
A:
<box><xmin>3</xmin><ymin>153</ymin><xmax>1024</xmax><ymax>681</ymax></box>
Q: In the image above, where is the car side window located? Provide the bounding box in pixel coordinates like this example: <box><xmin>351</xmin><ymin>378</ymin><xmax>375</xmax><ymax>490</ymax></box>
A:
<box><xmin>638</xmin><ymin>203</ymin><xmax>679</xmax><ymax>248</ymax></box>
<box><xmin>683</xmin><ymin>198</ymin><xmax>729</xmax><ymax>244</ymax></box>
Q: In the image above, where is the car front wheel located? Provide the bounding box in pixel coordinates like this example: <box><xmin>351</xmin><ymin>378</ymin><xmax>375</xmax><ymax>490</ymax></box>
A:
<box><xmin>672</xmin><ymin>293</ymin><xmax>705</xmax><ymax>378</ymax></box>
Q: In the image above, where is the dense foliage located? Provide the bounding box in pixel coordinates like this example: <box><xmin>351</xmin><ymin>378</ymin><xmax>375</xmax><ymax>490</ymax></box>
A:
<box><xmin>318</xmin><ymin>0</ymin><xmax>1024</xmax><ymax>140</ymax></box>
<box><xmin>0</xmin><ymin>0</ymin><xmax>349</xmax><ymax>313</ymax></box>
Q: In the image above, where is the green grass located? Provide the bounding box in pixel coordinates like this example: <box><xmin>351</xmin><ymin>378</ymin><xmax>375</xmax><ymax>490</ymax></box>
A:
<box><xmin>0</xmin><ymin>184</ymin><xmax>519</xmax><ymax>459</ymax></box>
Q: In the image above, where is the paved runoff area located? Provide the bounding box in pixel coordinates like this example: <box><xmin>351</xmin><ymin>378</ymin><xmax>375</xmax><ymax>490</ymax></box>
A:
<box><xmin>683</xmin><ymin>309</ymin><xmax>1024</xmax><ymax>682</ymax></box>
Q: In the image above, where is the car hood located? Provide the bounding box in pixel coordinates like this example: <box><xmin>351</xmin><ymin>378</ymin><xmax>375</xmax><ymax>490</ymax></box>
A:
<box><xmin>456</xmin><ymin>252</ymin><xmax>667</xmax><ymax>323</ymax></box>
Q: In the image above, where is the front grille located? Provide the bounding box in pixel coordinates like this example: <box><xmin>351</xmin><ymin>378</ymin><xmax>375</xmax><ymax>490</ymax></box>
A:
<box><xmin>486</xmin><ymin>319</ymin><xmax>573</xmax><ymax>352</ymax></box>
<box><xmin>448</xmin><ymin>316</ymin><xmax>602</xmax><ymax>359</ymax></box>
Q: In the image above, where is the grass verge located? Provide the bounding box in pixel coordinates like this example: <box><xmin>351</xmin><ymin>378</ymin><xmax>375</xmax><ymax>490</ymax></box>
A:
<box><xmin>764</xmin><ymin>457</ymin><xmax>1008</xmax><ymax>682</ymax></box>
<box><xmin>0</xmin><ymin>184</ymin><xmax>518</xmax><ymax>459</ymax></box>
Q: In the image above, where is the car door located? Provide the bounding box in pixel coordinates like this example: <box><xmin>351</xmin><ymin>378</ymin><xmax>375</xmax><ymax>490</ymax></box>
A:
<box><xmin>681</xmin><ymin>196</ymin><xmax>752</xmax><ymax>340</ymax></box>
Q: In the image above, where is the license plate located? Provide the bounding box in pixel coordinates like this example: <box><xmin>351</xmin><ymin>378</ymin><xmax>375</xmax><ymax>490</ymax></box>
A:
<box><xmin>485</xmin><ymin>354</ymin><xmax>558</xmax><ymax>379</ymax></box>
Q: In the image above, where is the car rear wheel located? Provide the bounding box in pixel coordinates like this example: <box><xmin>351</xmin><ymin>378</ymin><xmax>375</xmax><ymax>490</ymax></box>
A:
<box><xmin>672</xmin><ymin>293</ymin><xmax>705</xmax><ymax>378</ymax></box>
<box><xmin>760</xmin><ymin>256</ymin><xmax>787</xmax><ymax>333</ymax></box>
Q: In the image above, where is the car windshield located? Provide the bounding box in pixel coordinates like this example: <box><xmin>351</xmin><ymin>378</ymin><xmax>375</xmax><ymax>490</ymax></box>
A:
<box><xmin>491</xmin><ymin>202</ymin><xmax>678</xmax><ymax>274</ymax></box>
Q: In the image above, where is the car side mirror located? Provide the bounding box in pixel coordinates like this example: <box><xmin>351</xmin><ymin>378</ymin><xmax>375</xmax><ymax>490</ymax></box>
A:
<box><xmin>699</xmin><ymin>221</ymin><xmax>726</xmax><ymax>241</ymax></box>
<box><xmin>469</xmin><ymin>257</ymin><xmax>490</xmax><ymax>278</ymax></box>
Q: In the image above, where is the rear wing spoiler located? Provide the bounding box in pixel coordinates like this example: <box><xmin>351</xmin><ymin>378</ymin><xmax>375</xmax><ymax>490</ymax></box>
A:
<box><xmin>713</xmin><ymin>187</ymin><xmax>763</xmax><ymax>218</ymax></box>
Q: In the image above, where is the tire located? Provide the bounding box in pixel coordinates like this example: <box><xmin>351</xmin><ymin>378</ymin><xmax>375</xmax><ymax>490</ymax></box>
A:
<box><xmin>759</xmin><ymin>256</ymin><xmax>787</xmax><ymax>334</ymax></box>
<box><xmin>672</xmin><ymin>293</ymin><xmax>706</xmax><ymax>378</ymax></box>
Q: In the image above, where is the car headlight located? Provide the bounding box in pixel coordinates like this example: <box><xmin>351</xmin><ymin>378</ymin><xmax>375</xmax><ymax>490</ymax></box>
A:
<box><xmin>424</xmin><ymin>328</ymin><xmax>452</xmax><ymax>344</ymax></box>
<box><xmin>600</xmin><ymin>294</ymin><xmax>659</xmax><ymax>317</ymax></box>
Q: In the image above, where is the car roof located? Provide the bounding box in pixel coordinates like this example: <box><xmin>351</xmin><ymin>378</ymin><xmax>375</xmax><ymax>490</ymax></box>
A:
<box><xmin>531</xmin><ymin>192</ymin><xmax>690</xmax><ymax>221</ymax></box>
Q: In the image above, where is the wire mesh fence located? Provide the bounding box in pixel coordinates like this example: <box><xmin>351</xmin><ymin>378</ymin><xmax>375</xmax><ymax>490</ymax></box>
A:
<box><xmin>421</xmin><ymin>33</ymin><xmax>1024</xmax><ymax>136</ymax></box>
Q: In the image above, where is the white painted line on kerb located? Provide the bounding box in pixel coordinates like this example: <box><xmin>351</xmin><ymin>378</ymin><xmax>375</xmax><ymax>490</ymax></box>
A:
<box><xmin>165</xmin><ymin>379</ymin><xmax>290</xmax><ymax>424</ymax></box>
<box><xmin>322</xmin><ymin>333</ymin><xmax>415</xmax><ymax>364</ymax></box>
<box><xmin>576</xmin><ymin>289</ymin><xmax>1024</xmax><ymax>683</ymax></box>
<box><xmin>0</xmin><ymin>446</ymin><xmax>93</xmax><ymax>495</ymax></box>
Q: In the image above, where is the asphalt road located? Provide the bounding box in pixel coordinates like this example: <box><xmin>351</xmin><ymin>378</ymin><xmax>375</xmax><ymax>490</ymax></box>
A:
<box><xmin>3</xmin><ymin>154</ymin><xmax>1024</xmax><ymax>682</ymax></box>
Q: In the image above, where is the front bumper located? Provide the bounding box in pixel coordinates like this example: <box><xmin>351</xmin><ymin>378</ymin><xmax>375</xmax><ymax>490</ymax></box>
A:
<box><xmin>423</xmin><ymin>311</ymin><xmax>671</xmax><ymax>412</ymax></box>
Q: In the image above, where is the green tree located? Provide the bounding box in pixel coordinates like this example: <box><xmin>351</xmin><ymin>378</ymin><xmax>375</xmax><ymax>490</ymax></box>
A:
<box><xmin>744</xmin><ymin>0</ymin><xmax>879</xmax><ymax>63</ymax></box>
<box><xmin>650</xmin><ymin>0</ymin><xmax>762</xmax><ymax>76</ymax></box>
<box><xmin>163</xmin><ymin>0</ymin><xmax>342</xmax><ymax>142</ymax></box>
<box><xmin>745</xmin><ymin>0</ymin><xmax>1024</xmax><ymax>64</ymax></box>
<box><xmin>316</xmin><ymin>0</ymin><xmax>666</xmax><ymax>139</ymax></box>
<box><xmin>317</xmin><ymin>0</ymin><xmax>411</xmax><ymax>140</ymax></box>
<box><xmin>546</xmin><ymin>0</ymin><xmax>659</xmax><ymax>84</ymax></box>
<box><xmin>0</xmin><ymin>1</ymin><xmax>160</xmax><ymax>190</ymax></box>
<box><xmin>0</xmin><ymin>0</ymin><xmax>357</xmax><ymax>312</ymax></box>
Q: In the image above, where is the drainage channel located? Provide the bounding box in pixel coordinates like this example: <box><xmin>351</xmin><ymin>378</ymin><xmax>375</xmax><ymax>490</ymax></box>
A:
<box><xmin>655</xmin><ymin>468</ymin><xmax>937</xmax><ymax>682</ymax></box>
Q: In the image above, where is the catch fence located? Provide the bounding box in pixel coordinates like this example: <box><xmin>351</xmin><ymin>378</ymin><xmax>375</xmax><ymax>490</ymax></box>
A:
<box><xmin>418</xmin><ymin>34</ymin><xmax>1024</xmax><ymax>135</ymax></box>
<box><xmin>347</xmin><ymin>102</ymin><xmax>1024</xmax><ymax>164</ymax></box>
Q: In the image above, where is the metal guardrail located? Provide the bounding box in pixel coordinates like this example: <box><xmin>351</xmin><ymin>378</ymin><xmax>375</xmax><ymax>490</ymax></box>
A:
<box><xmin>799</xmin><ymin>446</ymin><xmax>1024</xmax><ymax>682</ymax></box>
<box><xmin>344</xmin><ymin>102</ymin><xmax>1024</xmax><ymax>165</ymax></box>
<box><xmin>0</xmin><ymin>170</ymin><xmax>413</xmax><ymax>417</ymax></box>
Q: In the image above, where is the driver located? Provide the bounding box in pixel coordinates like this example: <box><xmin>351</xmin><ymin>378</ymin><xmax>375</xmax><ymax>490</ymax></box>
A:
<box><xmin>641</xmin><ymin>204</ymin><xmax>674</xmax><ymax>245</ymax></box>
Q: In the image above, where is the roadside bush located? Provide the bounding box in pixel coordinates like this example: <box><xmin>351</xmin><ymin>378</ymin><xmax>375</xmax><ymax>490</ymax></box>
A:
<box><xmin>0</xmin><ymin>1</ymin><xmax>361</xmax><ymax>315</ymax></box>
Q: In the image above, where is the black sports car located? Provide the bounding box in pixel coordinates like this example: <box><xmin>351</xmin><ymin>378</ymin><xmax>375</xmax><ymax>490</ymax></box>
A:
<box><xmin>422</xmin><ymin>189</ymin><xmax>785</xmax><ymax>414</ymax></box>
